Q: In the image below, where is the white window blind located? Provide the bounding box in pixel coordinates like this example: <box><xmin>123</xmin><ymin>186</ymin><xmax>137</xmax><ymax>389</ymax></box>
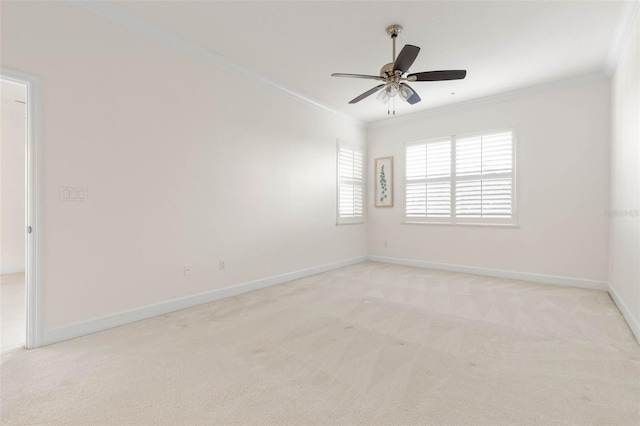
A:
<box><xmin>406</xmin><ymin>139</ymin><xmax>452</xmax><ymax>220</ymax></box>
<box><xmin>337</xmin><ymin>143</ymin><xmax>364</xmax><ymax>224</ymax></box>
<box><xmin>405</xmin><ymin>130</ymin><xmax>515</xmax><ymax>225</ymax></box>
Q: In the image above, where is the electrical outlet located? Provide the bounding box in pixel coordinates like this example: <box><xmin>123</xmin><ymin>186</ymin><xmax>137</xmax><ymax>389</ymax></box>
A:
<box><xmin>183</xmin><ymin>264</ymin><xmax>193</xmax><ymax>276</ymax></box>
<box><xmin>219</xmin><ymin>260</ymin><xmax>226</xmax><ymax>270</ymax></box>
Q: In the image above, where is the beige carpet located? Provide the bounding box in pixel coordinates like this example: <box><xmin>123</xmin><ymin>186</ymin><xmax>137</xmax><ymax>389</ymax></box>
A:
<box><xmin>1</xmin><ymin>262</ymin><xmax>638</xmax><ymax>425</ymax></box>
<box><xmin>0</xmin><ymin>273</ymin><xmax>25</xmax><ymax>353</ymax></box>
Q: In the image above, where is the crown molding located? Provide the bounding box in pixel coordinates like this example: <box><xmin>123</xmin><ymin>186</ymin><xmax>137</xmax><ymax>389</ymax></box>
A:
<box><xmin>72</xmin><ymin>1</ymin><xmax>632</xmax><ymax>130</ymax></box>
<box><xmin>71</xmin><ymin>1</ymin><xmax>363</xmax><ymax>127</ymax></box>
<box><xmin>367</xmin><ymin>72</ymin><xmax>609</xmax><ymax>129</ymax></box>
<box><xmin>604</xmin><ymin>1</ymin><xmax>640</xmax><ymax>77</ymax></box>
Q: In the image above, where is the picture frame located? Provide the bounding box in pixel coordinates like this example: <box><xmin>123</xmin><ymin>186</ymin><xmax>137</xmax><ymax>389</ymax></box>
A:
<box><xmin>375</xmin><ymin>157</ymin><xmax>393</xmax><ymax>207</ymax></box>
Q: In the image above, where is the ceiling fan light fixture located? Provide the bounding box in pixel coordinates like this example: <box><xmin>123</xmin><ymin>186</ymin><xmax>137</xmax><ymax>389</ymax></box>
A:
<box><xmin>376</xmin><ymin>88</ymin><xmax>390</xmax><ymax>104</ymax></box>
<box><xmin>385</xmin><ymin>82</ymin><xmax>400</xmax><ymax>97</ymax></box>
<box><xmin>399</xmin><ymin>85</ymin><xmax>413</xmax><ymax>101</ymax></box>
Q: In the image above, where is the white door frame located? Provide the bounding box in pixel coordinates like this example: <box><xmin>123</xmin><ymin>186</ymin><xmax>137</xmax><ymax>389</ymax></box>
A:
<box><xmin>1</xmin><ymin>67</ymin><xmax>43</xmax><ymax>348</ymax></box>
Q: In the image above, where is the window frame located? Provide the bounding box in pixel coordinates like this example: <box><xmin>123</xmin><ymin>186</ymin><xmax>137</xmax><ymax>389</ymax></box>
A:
<box><xmin>403</xmin><ymin>128</ymin><xmax>518</xmax><ymax>226</ymax></box>
<box><xmin>336</xmin><ymin>140</ymin><xmax>365</xmax><ymax>225</ymax></box>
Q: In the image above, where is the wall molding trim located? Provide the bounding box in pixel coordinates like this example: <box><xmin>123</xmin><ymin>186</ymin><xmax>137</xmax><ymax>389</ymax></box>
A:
<box><xmin>367</xmin><ymin>255</ymin><xmax>609</xmax><ymax>291</ymax></box>
<box><xmin>1</xmin><ymin>67</ymin><xmax>44</xmax><ymax>350</ymax></box>
<box><xmin>41</xmin><ymin>255</ymin><xmax>640</xmax><ymax>347</ymax></box>
<box><xmin>71</xmin><ymin>1</ymin><xmax>362</xmax><ymax>127</ymax></box>
<box><xmin>604</xmin><ymin>0</ymin><xmax>640</xmax><ymax>77</ymax></box>
<box><xmin>368</xmin><ymin>256</ymin><xmax>640</xmax><ymax>344</ymax></box>
<box><xmin>367</xmin><ymin>72</ymin><xmax>608</xmax><ymax>129</ymax></box>
<box><xmin>608</xmin><ymin>283</ymin><xmax>640</xmax><ymax>344</ymax></box>
<box><xmin>42</xmin><ymin>256</ymin><xmax>367</xmax><ymax>346</ymax></box>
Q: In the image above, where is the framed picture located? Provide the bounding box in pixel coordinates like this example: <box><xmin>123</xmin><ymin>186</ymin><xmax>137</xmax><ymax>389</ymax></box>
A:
<box><xmin>375</xmin><ymin>157</ymin><xmax>393</xmax><ymax>207</ymax></box>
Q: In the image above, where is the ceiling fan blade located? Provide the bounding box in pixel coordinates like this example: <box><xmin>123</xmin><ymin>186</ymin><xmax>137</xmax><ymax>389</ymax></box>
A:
<box><xmin>349</xmin><ymin>84</ymin><xmax>386</xmax><ymax>104</ymax></box>
<box><xmin>393</xmin><ymin>45</ymin><xmax>420</xmax><ymax>74</ymax></box>
<box><xmin>331</xmin><ymin>73</ymin><xmax>385</xmax><ymax>81</ymax></box>
<box><xmin>408</xmin><ymin>70</ymin><xmax>467</xmax><ymax>81</ymax></box>
<box><xmin>400</xmin><ymin>83</ymin><xmax>421</xmax><ymax>105</ymax></box>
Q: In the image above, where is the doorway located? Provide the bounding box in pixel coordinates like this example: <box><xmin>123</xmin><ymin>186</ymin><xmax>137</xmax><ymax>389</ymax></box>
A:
<box><xmin>0</xmin><ymin>69</ymin><xmax>41</xmax><ymax>350</ymax></box>
<box><xmin>1</xmin><ymin>78</ymin><xmax>27</xmax><ymax>351</ymax></box>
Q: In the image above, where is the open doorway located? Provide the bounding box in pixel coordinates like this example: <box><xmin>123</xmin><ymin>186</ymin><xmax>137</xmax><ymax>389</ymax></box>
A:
<box><xmin>1</xmin><ymin>78</ymin><xmax>27</xmax><ymax>352</ymax></box>
<box><xmin>1</xmin><ymin>69</ymin><xmax>41</xmax><ymax>350</ymax></box>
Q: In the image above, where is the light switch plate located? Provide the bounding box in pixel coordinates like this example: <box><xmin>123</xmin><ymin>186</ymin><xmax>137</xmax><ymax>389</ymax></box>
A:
<box><xmin>61</xmin><ymin>186</ymin><xmax>88</xmax><ymax>202</ymax></box>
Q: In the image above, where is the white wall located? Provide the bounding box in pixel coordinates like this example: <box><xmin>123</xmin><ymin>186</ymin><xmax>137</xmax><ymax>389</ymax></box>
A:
<box><xmin>367</xmin><ymin>79</ymin><xmax>610</xmax><ymax>283</ymax></box>
<box><xmin>0</xmin><ymin>97</ymin><xmax>26</xmax><ymax>274</ymax></box>
<box><xmin>610</xmin><ymin>11</ymin><xmax>639</xmax><ymax>331</ymax></box>
<box><xmin>0</xmin><ymin>2</ymin><xmax>366</xmax><ymax>331</ymax></box>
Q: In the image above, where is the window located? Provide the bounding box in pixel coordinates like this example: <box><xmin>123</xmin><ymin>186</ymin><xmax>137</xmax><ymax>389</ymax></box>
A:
<box><xmin>405</xmin><ymin>130</ymin><xmax>516</xmax><ymax>225</ymax></box>
<box><xmin>337</xmin><ymin>142</ymin><xmax>364</xmax><ymax>224</ymax></box>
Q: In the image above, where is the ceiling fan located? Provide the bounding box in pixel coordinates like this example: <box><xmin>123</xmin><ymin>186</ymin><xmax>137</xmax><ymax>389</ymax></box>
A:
<box><xmin>331</xmin><ymin>25</ymin><xmax>467</xmax><ymax>114</ymax></box>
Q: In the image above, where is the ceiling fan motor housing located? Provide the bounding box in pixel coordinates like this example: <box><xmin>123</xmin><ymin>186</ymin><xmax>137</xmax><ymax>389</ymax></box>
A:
<box><xmin>380</xmin><ymin>63</ymin><xmax>395</xmax><ymax>78</ymax></box>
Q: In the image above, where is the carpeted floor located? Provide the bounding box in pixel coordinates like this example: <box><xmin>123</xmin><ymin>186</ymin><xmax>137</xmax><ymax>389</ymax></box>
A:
<box><xmin>0</xmin><ymin>273</ymin><xmax>25</xmax><ymax>353</ymax></box>
<box><xmin>1</xmin><ymin>262</ymin><xmax>638</xmax><ymax>425</ymax></box>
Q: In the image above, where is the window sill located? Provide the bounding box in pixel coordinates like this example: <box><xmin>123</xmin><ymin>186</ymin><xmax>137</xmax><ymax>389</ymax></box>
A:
<box><xmin>402</xmin><ymin>221</ymin><xmax>519</xmax><ymax>228</ymax></box>
<box><xmin>336</xmin><ymin>220</ymin><xmax>365</xmax><ymax>226</ymax></box>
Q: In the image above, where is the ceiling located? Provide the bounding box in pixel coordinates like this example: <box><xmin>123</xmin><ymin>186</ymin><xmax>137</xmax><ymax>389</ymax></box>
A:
<box><xmin>95</xmin><ymin>1</ymin><xmax>629</xmax><ymax>123</ymax></box>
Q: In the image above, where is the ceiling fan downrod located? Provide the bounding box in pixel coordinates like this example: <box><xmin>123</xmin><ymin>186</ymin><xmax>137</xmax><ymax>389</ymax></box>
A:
<box><xmin>386</xmin><ymin>24</ymin><xmax>402</xmax><ymax>63</ymax></box>
<box><xmin>385</xmin><ymin>24</ymin><xmax>403</xmax><ymax>115</ymax></box>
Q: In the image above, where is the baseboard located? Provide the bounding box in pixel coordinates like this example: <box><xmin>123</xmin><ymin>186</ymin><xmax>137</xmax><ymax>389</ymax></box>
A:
<box><xmin>608</xmin><ymin>283</ymin><xmax>640</xmax><ymax>344</ymax></box>
<box><xmin>367</xmin><ymin>255</ymin><xmax>609</xmax><ymax>291</ymax></box>
<box><xmin>42</xmin><ymin>256</ymin><xmax>367</xmax><ymax>346</ymax></box>
<box><xmin>39</xmin><ymin>255</ymin><xmax>639</xmax><ymax>347</ymax></box>
<box><xmin>368</xmin><ymin>255</ymin><xmax>640</xmax><ymax>344</ymax></box>
<box><xmin>0</xmin><ymin>266</ymin><xmax>25</xmax><ymax>275</ymax></box>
